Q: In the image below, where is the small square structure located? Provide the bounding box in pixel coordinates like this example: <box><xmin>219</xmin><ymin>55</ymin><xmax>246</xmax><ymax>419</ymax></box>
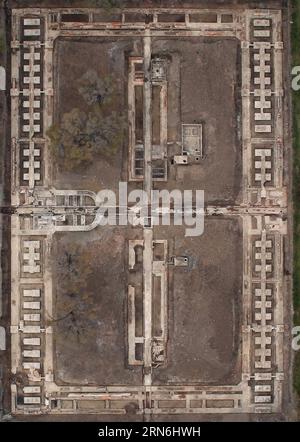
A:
<box><xmin>182</xmin><ymin>124</ymin><xmax>203</xmax><ymax>157</ymax></box>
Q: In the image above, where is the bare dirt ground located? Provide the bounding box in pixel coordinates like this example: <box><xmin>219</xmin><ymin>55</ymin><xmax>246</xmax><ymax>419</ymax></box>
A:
<box><xmin>53</xmin><ymin>37</ymin><xmax>143</xmax><ymax>193</ymax></box>
<box><xmin>52</xmin><ymin>226</ymin><xmax>144</xmax><ymax>386</ymax></box>
<box><xmin>153</xmin><ymin>218</ymin><xmax>243</xmax><ymax>385</ymax></box>
<box><xmin>46</xmin><ymin>7</ymin><xmax>243</xmax><ymax>392</ymax></box>
<box><xmin>51</xmin><ymin>221</ymin><xmax>243</xmax><ymax>387</ymax></box>
<box><xmin>152</xmin><ymin>37</ymin><xmax>242</xmax><ymax>205</ymax></box>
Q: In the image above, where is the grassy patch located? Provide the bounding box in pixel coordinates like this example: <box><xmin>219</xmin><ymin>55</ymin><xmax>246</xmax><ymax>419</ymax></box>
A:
<box><xmin>292</xmin><ymin>0</ymin><xmax>300</xmax><ymax>400</ymax></box>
